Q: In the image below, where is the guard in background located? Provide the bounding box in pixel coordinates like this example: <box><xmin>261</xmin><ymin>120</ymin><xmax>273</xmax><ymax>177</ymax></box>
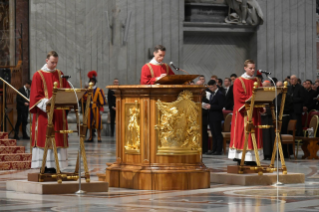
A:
<box><xmin>107</xmin><ymin>78</ymin><xmax>119</xmax><ymax>137</ymax></box>
<box><xmin>86</xmin><ymin>71</ymin><xmax>106</xmax><ymax>142</ymax></box>
<box><xmin>14</xmin><ymin>80</ymin><xmax>32</xmax><ymax>140</ymax></box>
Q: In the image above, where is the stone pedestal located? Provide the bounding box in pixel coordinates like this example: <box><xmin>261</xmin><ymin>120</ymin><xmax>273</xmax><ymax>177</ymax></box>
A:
<box><xmin>211</xmin><ymin>172</ymin><xmax>305</xmax><ymax>186</ymax></box>
<box><xmin>6</xmin><ymin>180</ymin><xmax>108</xmax><ymax>194</ymax></box>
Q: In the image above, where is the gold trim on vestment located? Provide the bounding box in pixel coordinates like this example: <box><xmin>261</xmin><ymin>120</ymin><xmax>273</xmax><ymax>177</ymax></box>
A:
<box><xmin>29</xmin><ymin>98</ymin><xmax>45</xmax><ymax>111</ymax></box>
<box><xmin>239</xmin><ymin>77</ymin><xmax>247</xmax><ymax>94</ymax></box>
<box><xmin>147</xmin><ymin>63</ymin><xmax>154</xmax><ymax>78</ymax></box>
<box><xmin>38</xmin><ymin>70</ymin><xmax>49</xmax><ymax>98</ymax></box>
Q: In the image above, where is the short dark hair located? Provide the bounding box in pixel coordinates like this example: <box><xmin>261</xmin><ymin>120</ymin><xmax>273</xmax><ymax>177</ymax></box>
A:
<box><xmin>224</xmin><ymin>77</ymin><xmax>231</xmax><ymax>82</ymax></box>
<box><xmin>199</xmin><ymin>75</ymin><xmax>205</xmax><ymax>78</ymax></box>
<box><xmin>306</xmin><ymin>79</ymin><xmax>313</xmax><ymax>84</ymax></box>
<box><xmin>297</xmin><ymin>78</ymin><xmax>301</xmax><ymax>84</ymax></box>
<box><xmin>154</xmin><ymin>45</ymin><xmax>166</xmax><ymax>52</ymax></box>
<box><xmin>208</xmin><ymin>80</ymin><xmax>216</xmax><ymax>86</ymax></box>
<box><xmin>47</xmin><ymin>51</ymin><xmax>58</xmax><ymax>59</ymax></box>
<box><xmin>218</xmin><ymin>78</ymin><xmax>223</xmax><ymax>85</ymax></box>
<box><xmin>230</xmin><ymin>73</ymin><xmax>237</xmax><ymax>78</ymax></box>
<box><xmin>25</xmin><ymin>80</ymin><xmax>32</xmax><ymax>86</ymax></box>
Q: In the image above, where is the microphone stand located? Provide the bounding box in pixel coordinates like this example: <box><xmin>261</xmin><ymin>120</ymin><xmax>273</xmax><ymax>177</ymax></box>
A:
<box><xmin>266</xmin><ymin>74</ymin><xmax>284</xmax><ymax>186</ymax></box>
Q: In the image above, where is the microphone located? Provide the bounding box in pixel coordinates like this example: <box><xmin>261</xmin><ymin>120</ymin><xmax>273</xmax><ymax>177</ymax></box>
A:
<box><xmin>170</xmin><ymin>62</ymin><xmax>180</xmax><ymax>71</ymax></box>
<box><xmin>61</xmin><ymin>75</ymin><xmax>71</xmax><ymax>79</ymax></box>
<box><xmin>259</xmin><ymin>70</ymin><xmax>271</xmax><ymax>75</ymax></box>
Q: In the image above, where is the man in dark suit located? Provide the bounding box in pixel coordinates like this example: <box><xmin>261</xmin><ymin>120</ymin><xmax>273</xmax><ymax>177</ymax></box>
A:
<box><xmin>204</xmin><ymin>80</ymin><xmax>225</xmax><ymax>155</ymax></box>
<box><xmin>107</xmin><ymin>78</ymin><xmax>119</xmax><ymax>137</ymax></box>
<box><xmin>303</xmin><ymin>79</ymin><xmax>317</xmax><ymax>112</ymax></box>
<box><xmin>223</xmin><ymin>77</ymin><xmax>233</xmax><ymax>110</ymax></box>
<box><xmin>288</xmin><ymin>75</ymin><xmax>305</xmax><ymax>136</ymax></box>
<box><xmin>14</xmin><ymin>80</ymin><xmax>32</xmax><ymax>140</ymax></box>
<box><xmin>217</xmin><ymin>78</ymin><xmax>226</xmax><ymax>95</ymax></box>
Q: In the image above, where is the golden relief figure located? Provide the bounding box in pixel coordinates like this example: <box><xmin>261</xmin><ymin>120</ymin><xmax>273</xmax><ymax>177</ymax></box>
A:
<box><xmin>124</xmin><ymin>101</ymin><xmax>141</xmax><ymax>154</ymax></box>
<box><xmin>155</xmin><ymin>90</ymin><xmax>201</xmax><ymax>155</ymax></box>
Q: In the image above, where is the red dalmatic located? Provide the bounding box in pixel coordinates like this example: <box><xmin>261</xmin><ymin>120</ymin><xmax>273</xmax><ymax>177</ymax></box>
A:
<box><xmin>230</xmin><ymin>76</ymin><xmax>263</xmax><ymax>151</ymax></box>
<box><xmin>140</xmin><ymin>63</ymin><xmax>175</xmax><ymax>85</ymax></box>
<box><xmin>29</xmin><ymin>70</ymin><xmax>70</xmax><ymax>148</ymax></box>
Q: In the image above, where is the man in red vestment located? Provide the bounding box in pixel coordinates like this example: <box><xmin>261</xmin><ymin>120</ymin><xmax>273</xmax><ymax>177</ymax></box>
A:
<box><xmin>140</xmin><ymin>45</ymin><xmax>175</xmax><ymax>85</ymax></box>
<box><xmin>228</xmin><ymin>59</ymin><xmax>263</xmax><ymax>165</ymax></box>
<box><xmin>29</xmin><ymin>51</ymin><xmax>70</xmax><ymax>173</ymax></box>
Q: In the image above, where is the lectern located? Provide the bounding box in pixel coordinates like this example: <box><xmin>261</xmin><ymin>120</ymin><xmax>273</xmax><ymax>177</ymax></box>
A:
<box><xmin>98</xmin><ymin>83</ymin><xmax>210</xmax><ymax>190</ymax></box>
<box><xmin>228</xmin><ymin>81</ymin><xmax>289</xmax><ymax>175</ymax></box>
<box><xmin>28</xmin><ymin>82</ymin><xmax>93</xmax><ymax>183</ymax></box>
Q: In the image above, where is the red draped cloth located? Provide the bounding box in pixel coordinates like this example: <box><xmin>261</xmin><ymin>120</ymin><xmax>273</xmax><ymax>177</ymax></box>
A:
<box><xmin>29</xmin><ymin>70</ymin><xmax>70</xmax><ymax>148</ymax></box>
<box><xmin>228</xmin><ymin>76</ymin><xmax>263</xmax><ymax>160</ymax></box>
<box><xmin>140</xmin><ymin>63</ymin><xmax>175</xmax><ymax>85</ymax></box>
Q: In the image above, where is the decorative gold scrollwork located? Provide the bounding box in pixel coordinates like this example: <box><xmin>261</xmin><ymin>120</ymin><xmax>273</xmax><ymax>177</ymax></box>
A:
<box><xmin>124</xmin><ymin>101</ymin><xmax>141</xmax><ymax>154</ymax></box>
<box><xmin>155</xmin><ymin>90</ymin><xmax>201</xmax><ymax>155</ymax></box>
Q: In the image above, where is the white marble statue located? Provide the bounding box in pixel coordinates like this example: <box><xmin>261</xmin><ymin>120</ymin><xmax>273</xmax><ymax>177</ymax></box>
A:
<box><xmin>225</xmin><ymin>0</ymin><xmax>263</xmax><ymax>25</ymax></box>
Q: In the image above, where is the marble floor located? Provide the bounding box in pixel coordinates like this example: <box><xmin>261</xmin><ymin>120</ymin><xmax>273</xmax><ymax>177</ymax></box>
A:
<box><xmin>1</xmin><ymin>135</ymin><xmax>319</xmax><ymax>212</ymax></box>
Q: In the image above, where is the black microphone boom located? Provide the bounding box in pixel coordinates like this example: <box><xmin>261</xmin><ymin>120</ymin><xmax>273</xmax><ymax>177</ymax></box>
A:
<box><xmin>61</xmin><ymin>75</ymin><xmax>71</xmax><ymax>79</ymax></box>
<box><xmin>169</xmin><ymin>62</ymin><xmax>179</xmax><ymax>71</ymax></box>
<box><xmin>260</xmin><ymin>70</ymin><xmax>271</xmax><ymax>75</ymax></box>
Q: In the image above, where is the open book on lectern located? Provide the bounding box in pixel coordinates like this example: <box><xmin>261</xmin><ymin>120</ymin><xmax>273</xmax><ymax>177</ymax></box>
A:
<box><xmin>156</xmin><ymin>75</ymin><xmax>199</xmax><ymax>85</ymax></box>
<box><xmin>46</xmin><ymin>89</ymin><xmax>87</xmax><ymax>105</ymax></box>
<box><xmin>245</xmin><ymin>87</ymin><xmax>285</xmax><ymax>104</ymax></box>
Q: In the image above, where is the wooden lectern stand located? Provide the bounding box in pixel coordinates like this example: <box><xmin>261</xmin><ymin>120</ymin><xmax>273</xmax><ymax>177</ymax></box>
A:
<box><xmin>28</xmin><ymin>82</ymin><xmax>93</xmax><ymax>183</ymax></box>
<box><xmin>99</xmin><ymin>77</ymin><xmax>210</xmax><ymax>190</ymax></box>
<box><xmin>228</xmin><ymin>81</ymin><xmax>289</xmax><ymax>175</ymax></box>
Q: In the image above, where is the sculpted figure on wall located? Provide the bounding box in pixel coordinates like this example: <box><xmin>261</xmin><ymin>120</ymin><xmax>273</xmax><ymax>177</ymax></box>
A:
<box><xmin>225</xmin><ymin>0</ymin><xmax>263</xmax><ymax>25</ymax></box>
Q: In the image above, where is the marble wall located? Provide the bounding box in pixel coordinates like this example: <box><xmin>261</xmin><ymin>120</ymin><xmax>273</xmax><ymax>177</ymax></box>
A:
<box><xmin>29</xmin><ymin>0</ymin><xmax>317</xmax><ymax>88</ymax></box>
<box><xmin>257</xmin><ymin>0</ymin><xmax>317</xmax><ymax>81</ymax></box>
<box><xmin>29</xmin><ymin>0</ymin><xmax>184</xmax><ymax>89</ymax></box>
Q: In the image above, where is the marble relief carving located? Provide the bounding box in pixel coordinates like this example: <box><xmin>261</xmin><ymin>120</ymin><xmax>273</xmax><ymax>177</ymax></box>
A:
<box><xmin>124</xmin><ymin>101</ymin><xmax>141</xmax><ymax>154</ymax></box>
<box><xmin>155</xmin><ymin>90</ymin><xmax>201</xmax><ymax>155</ymax></box>
<box><xmin>225</xmin><ymin>0</ymin><xmax>263</xmax><ymax>25</ymax></box>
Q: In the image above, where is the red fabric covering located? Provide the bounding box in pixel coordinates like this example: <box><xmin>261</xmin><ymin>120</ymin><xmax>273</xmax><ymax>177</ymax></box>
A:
<box><xmin>0</xmin><ymin>136</ymin><xmax>31</xmax><ymax>170</ymax></box>
<box><xmin>230</xmin><ymin>76</ymin><xmax>263</xmax><ymax>150</ymax></box>
<box><xmin>0</xmin><ymin>132</ymin><xmax>8</xmax><ymax>139</ymax></box>
<box><xmin>140</xmin><ymin>63</ymin><xmax>175</xmax><ymax>85</ymax></box>
<box><xmin>303</xmin><ymin>110</ymin><xmax>319</xmax><ymax>130</ymax></box>
<box><xmin>0</xmin><ymin>153</ymin><xmax>32</xmax><ymax>162</ymax></box>
<box><xmin>0</xmin><ymin>161</ymin><xmax>31</xmax><ymax>170</ymax></box>
<box><xmin>29</xmin><ymin>70</ymin><xmax>70</xmax><ymax>148</ymax></box>
<box><xmin>0</xmin><ymin>139</ymin><xmax>16</xmax><ymax>146</ymax></box>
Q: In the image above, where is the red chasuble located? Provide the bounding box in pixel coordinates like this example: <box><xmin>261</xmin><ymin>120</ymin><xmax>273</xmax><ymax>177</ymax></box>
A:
<box><xmin>229</xmin><ymin>76</ymin><xmax>262</xmax><ymax>151</ymax></box>
<box><xmin>29</xmin><ymin>70</ymin><xmax>70</xmax><ymax>148</ymax></box>
<box><xmin>140</xmin><ymin>63</ymin><xmax>175</xmax><ymax>85</ymax></box>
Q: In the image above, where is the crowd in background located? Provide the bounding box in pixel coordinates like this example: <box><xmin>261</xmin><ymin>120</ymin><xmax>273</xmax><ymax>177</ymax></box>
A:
<box><xmin>196</xmin><ymin>72</ymin><xmax>319</xmax><ymax>158</ymax></box>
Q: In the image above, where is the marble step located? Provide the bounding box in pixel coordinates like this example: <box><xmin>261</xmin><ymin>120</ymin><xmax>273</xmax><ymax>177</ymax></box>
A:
<box><xmin>0</xmin><ymin>132</ymin><xmax>8</xmax><ymax>139</ymax></box>
<box><xmin>0</xmin><ymin>153</ymin><xmax>32</xmax><ymax>162</ymax></box>
<box><xmin>0</xmin><ymin>139</ymin><xmax>17</xmax><ymax>146</ymax></box>
<box><xmin>0</xmin><ymin>161</ymin><xmax>31</xmax><ymax>170</ymax></box>
<box><xmin>0</xmin><ymin>146</ymin><xmax>25</xmax><ymax>154</ymax></box>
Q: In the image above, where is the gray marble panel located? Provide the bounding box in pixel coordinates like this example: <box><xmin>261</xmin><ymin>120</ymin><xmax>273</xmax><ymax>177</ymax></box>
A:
<box><xmin>45</xmin><ymin>0</ymin><xmax>56</xmax><ymax>53</ymax></box>
<box><xmin>162</xmin><ymin>0</ymin><xmax>172</xmax><ymax>63</ymax></box>
<box><xmin>298</xmin><ymin>0</ymin><xmax>306</xmax><ymax>81</ymax></box>
<box><xmin>135</xmin><ymin>0</ymin><xmax>146</xmax><ymax>83</ymax></box>
<box><xmin>312</xmin><ymin>0</ymin><xmax>317</xmax><ymax>76</ymax></box>
<box><xmin>75</xmin><ymin>0</ymin><xmax>86</xmax><ymax>87</ymax></box>
<box><xmin>35</xmin><ymin>0</ymin><xmax>47</xmax><ymax>72</ymax></box>
<box><xmin>65</xmin><ymin>0</ymin><xmax>76</xmax><ymax>84</ymax></box>
<box><xmin>183</xmin><ymin>32</ymin><xmax>252</xmax><ymax>80</ymax></box>
<box><xmin>56</xmin><ymin>0</ymin><xmax>66</xmax><ymax>72</ymax></box>
<box><xmin>127</xmin><ymin>0</ymin><xmax>137</xmax><ymax>84</ymax></box>
<box><xmin>256</xmin><ymin>0</ymin><xmax>267</xmax><ymax>72</ymax></box>
<box><xmin>305</xmin><ymin>0</ymin><xmax>314</xmax><ymax>80</ymax></box>
<box><xmin>266</xmin><ymin>0</ymin><xmax>275</xmax><ymax>76</ymax></box>
<box><xmin>290</xmin><ymin>0</ymin><xmax>299</xmax><ymax>76</ymax></box>
<box><xmin>171</xmin><ymin>0</ymin><xmax>180</xmax><ymax>66</ymax></box>
<box><xmin>282</xmin><ymin>0</ymin><xmax>291</xmax><ymax>79</ymax></box>
<box><xmin>96</xmin><ymin>0</ymin><xmax>105</xmax><ymax>89</ymax></box>
<box><xmin>274</xmin><ymin>0</ymin><xmax>283</xmax><ymax>80</ymax></box>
